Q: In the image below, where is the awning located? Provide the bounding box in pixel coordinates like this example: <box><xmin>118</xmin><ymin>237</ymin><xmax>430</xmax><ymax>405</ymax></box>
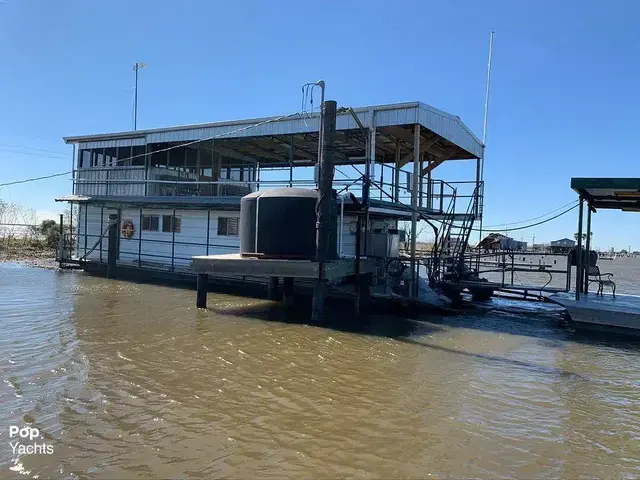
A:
<box><xmin>571</xmin><ymin>178</ymin><xmax>640</xmax><ymax>211</ymax></box>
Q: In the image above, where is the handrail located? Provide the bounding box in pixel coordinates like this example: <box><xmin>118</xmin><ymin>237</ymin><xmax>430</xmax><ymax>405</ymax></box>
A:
<box><xmin>78</xmin><ymin>221</ymin><xmax>117</xmax><ymax>261</ymax></box>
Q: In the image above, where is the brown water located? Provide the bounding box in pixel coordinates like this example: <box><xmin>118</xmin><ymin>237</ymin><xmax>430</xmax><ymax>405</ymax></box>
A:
<box><xmin>2</xmin><ymin>263</ymin><xmax>640</xmax><ymax>479</ymax></box>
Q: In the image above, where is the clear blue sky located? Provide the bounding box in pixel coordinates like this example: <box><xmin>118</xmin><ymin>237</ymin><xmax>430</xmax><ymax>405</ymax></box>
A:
<box><xmin>1</xmin><ymin>0</ymin><xmax>638</xmax><ymax>250</ymax></box>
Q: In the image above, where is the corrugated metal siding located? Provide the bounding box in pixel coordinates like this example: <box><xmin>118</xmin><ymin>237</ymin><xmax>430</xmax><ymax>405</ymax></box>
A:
<box><xmin>75</xmin><ymin>168</ymin><xmax>145</xmax><ymax>196</ymax></box>
<box><xmin>418</xmin><ymin>104</ymin><xmax>484</xmax><ymax>159</ymax></box>
<box><xmin>67</xmin><ymin>102</ymin><xmax>483</xmax><ymax>159</ymax></box>
<box><xmin>78</xmin><ymin>138</ymin><xmax>145</xmax><ymax>149</ymax></box>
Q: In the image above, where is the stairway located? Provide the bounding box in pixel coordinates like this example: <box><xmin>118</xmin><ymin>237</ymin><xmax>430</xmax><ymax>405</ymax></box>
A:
<box><xmin>431</xmin><ymin>186</ymin><xmax>479</xmax><ymax>283</ymax></box>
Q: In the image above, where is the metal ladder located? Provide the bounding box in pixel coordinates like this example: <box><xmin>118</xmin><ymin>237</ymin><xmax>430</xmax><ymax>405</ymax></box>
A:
<box><xmin>432</xmin><ymin>186</ymin><xmax>479</xmax><ymax>283</ymax></box>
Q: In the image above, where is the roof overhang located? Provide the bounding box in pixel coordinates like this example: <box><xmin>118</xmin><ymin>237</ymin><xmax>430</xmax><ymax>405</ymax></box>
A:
<box><xmin>62</xmin><ymin>102</ymin><xmax>484</xmax><ymax>165</ymax></box>
<box><xmin>571</xmin><ymin>178</ymin><xmax>640</xmax><ymax>212</ymax></box>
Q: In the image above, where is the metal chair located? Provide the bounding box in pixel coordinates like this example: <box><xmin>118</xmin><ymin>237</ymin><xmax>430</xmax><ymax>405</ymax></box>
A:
<box><xmin>587</xmin><ymin>265</ymin><xmax>616</xmax><ymax>297</ymax></box>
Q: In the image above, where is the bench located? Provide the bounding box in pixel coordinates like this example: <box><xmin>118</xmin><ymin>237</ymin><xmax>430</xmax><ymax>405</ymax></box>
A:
<box><xmin>587</xmin><ymin>265</ymin><xmax>616</xmax><ymax>297</ymax></box>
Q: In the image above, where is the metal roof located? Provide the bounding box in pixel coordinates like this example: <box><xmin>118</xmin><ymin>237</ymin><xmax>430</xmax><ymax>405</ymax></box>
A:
<box><xmin>63</xmin><ymin>102</ymin><xmax>484</xmax><ymax>161</ymax></box>
<box><xmin>571</xmin><ymin>178</ymin><xmax>640</xmax><ymax>211</ymax></box>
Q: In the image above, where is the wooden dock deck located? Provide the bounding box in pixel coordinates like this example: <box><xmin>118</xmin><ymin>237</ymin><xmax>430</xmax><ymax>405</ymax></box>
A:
<box><xmin>549</xmin><ymin>292</ymin><xmax>640</xmax><ymax>331</ymax></box>
<box><xmin>192</xmin><ymin>254</ymin><xmax>374</xmax><ymax>281</ymax></box>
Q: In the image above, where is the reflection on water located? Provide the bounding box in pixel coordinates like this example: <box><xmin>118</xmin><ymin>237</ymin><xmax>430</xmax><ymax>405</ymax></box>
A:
<box><xmin>1</xmin><ymin>263</ymin><xmax>640</xmax><ymax>478</ymax></box>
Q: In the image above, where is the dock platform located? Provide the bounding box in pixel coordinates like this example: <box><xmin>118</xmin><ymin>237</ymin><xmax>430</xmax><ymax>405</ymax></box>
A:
<box><xmin>192</xmin><ymin>254</ymin><xmax>374</xmax><ymax>281</ymax></box>
<box><xmin>549</xmin><ymin>292</ymin><xmax>640</xmax><ymax>331</ymax></box>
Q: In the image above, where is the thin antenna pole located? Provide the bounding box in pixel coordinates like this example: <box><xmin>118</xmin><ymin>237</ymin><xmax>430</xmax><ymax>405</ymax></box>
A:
<box><xmin>133</xmin><ymin>62</ymin><xmax>146</xmax><ymax>131</ymax></box>
<box><xmin>477</xmin><ymin>31</ymin><xmax>495</xmax><ymax>246</ymax></box>
<box><xmin>482</xmin><ymin>31</ymin><xmax>495</xmax><ymax>146</ymax></box>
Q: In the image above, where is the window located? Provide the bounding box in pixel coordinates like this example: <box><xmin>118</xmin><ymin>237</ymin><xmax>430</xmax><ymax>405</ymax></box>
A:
<box><xmin>218</xmin><ymin>217</ymin><xmax>239</xmax><ymax>236</ymax></box>
<box><xmin>162</xmin><ymin>215</ymin><xmax>181</xmax><ymax>233</ymax></box>
<box><xmin>142</xmin><ymin>215</ymin><xmax>159</xmax><ymax>231</ymax></box>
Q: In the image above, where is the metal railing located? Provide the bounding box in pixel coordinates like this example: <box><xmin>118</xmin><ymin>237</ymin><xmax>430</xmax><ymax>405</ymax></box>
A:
<box><xmin>424</xmin><ymin>250</ymin><xmax>572</xmax><ymax>294</ymax></box>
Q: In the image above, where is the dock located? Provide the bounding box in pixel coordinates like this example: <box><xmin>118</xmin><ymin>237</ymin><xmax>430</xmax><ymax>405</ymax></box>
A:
<box><xmin>192</xmin><ymin>253</ymin><xmax>374</xmax><ymax>280</ymax></box>
<box><xmin>549</xmin><ymin>292</ymin><xmax>640</xmax><ymax>331</ymax></box>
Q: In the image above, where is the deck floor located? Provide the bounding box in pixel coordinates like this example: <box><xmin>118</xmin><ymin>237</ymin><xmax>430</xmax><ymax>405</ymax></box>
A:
<box><xmin>549</xmin><ymin>292</ymin><xmax>640</xmax><ymax>330</ymax></box>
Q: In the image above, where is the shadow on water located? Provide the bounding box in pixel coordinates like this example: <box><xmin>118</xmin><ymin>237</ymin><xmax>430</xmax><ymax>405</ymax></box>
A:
<box><xmin>90</xmin><ymin>269</ymin><xmax>640</xmax><ymax>368</ymax></box>
<box><xmin>203</xmin><ymin>294</ymin><xmax>595</xmax><ymax>379</ymax></box>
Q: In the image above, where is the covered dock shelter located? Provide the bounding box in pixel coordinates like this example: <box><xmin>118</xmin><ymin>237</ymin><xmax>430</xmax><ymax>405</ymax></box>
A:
<box><xmin>549</xmin><ymin>178</ymin><xmax>640</xmax><ymax>332</ymax></box>
<box><xmin>572</xmin><ymin>177</ymin><xmax>640</xmax><ymax>300</ymax></box>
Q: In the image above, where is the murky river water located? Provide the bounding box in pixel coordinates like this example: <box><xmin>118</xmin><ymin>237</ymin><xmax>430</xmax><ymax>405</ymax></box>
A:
<box><xmin>2</xmin><ymin>262</ymin><xmax>640</xmax><ymax>479</ymax></box>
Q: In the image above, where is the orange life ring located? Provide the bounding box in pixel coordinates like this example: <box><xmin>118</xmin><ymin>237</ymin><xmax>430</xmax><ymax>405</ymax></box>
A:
<box><xmin>121</xmin><ymin>220</ymin><xmax>135</xmax><ymax>239</ymax></box>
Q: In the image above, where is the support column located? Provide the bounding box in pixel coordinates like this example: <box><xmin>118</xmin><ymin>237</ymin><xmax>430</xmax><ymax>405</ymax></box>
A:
<box><xmin>394</xmin><ymin>141</ymin><xmax>400</xmax><ymax>202</ymax></box>
<box><xmin>356</xmin><ymin>272</ymin><xmax>371</xmax><ymax>316</ymax></box>
<box><xmin>196</xmin><ymin>273</ymin><xmax>208</xmax><ymax>308</ymax></box>
<box><xmin>419</xmin><ymin>154</ymin><xmax>424</xmax><ymax>208</ymax></box>
<box><xmin>410</xmin><ymin>124</ymin><xmax>421</xmax><ymax>298</ymax></box>
<box><xmin>584</xmin><ymin>205</ymin><xmax>592</xmax><ymax>294</ymax></box>
<box><xmin>312</xmin><ymin>100</ymin><xmax>337</xmax><ymax>323</ymax></box>
<box><xmin>575</xmin><ymin>198</ymin><xmax>584</xmax><ymax>301</ymax></box>
<box><xmin>268</xmin><ymin>276</ymin><xmax>279</xmax><ymax>300</ymax></box>
<box><xmin>58</xmin><ymin>213</ymin><xmax>64</xmax><ymax>266</ymax></box>
<box><xmin>282</xmin><ymin>277</ymin><xmax>294</xmax><ymax>307</ymax></box>
<box><xmin>107</xmin><ymin>214</ymin><xmax>118</xmax><ymax>279</ymax></box>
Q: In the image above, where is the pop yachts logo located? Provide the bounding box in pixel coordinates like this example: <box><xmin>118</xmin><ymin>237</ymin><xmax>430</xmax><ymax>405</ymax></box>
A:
<box><xmin>9</xmin><ymin>426</ymin><xmax>54</xmax><ymax>455</ymax></box>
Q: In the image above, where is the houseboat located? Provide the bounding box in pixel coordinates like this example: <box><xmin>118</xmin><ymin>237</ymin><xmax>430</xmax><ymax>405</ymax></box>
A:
<box><xmin>56</xmin><ymin>101</ymin><xmax>485</xmax><ymax>303</ymax></box>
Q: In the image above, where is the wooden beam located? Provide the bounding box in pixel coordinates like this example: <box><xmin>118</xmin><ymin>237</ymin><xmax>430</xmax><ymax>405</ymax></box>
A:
<box><xmin>422</xmin><ymin>148</ymin><xmax>461</xmax><ymax>175</ymax></box>
<box><xmin>398</xmin><ymin>137</ymin><xmax>442</xmax><ymax>168</ymax></box>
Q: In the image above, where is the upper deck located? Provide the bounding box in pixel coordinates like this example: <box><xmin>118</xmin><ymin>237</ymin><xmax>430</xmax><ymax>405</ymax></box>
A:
<box><xmin>63</xmin><ymin>101</ymin><xmax>484</xmax><ymax>217</ymax></box>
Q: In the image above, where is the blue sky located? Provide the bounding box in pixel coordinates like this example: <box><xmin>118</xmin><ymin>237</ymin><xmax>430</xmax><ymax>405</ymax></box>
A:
<box><xmin>0</xmin><ymin>0</ymin><xmax>638</xmax><ymax>249</ymax></box>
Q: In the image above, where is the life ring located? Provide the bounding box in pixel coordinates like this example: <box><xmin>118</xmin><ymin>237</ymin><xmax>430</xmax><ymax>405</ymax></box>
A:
<box><xmin>121</xmin><ymin>220</ymin><xmax>135</xmax><ymax>239</ymax></box>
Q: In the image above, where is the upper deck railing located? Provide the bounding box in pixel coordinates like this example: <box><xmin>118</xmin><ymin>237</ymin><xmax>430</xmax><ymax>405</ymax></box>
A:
<box><xmin>73</xmin><ymin>163</ymin><xmax>481</xmax><ymax>217</ymax></box>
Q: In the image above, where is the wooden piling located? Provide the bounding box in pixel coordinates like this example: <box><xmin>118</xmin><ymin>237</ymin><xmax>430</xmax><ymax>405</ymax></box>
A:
<box><xmin>58</xmin><ymin>213</ymin><xmax>64</xmax><ymax>267</ymax></box>
<box><xmin>196</xmin><ymin>273</ymin><xmax>208</xmax><ymax>309</ymax></box>
<box><xmin>282</xmin><ymin>277</ymin><xmax>294</xmax><ymax>307</ymax></box>
<box><xmin>268</xmin><ymin>276</ymin><xmax>279</xmax><ymax>300</ymax></box>
<box><xmin>312</xmin><ymin>99</ymin><xmax>337</xmax><ymax>324</ymax></box>
<box><xmin>107</xmin><ymin>214</ymin><xmax>118</xmax><ymax>279</ymax></box>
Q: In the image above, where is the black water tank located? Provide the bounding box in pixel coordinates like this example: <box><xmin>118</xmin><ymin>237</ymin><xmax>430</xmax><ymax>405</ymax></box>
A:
<box><xmin>240</xmin><ymin>191</ymin><xmax>261</xmax><ymax>255</ymax></box>
<box><xmin>239</xmin><ymin>188</ymin><xmax>337</xmax><ymax>260</ymax></box>
<box><xmin>256</xmin><ymin>188</ymin><xmax>318</xmax><ymax>259</ymax></box>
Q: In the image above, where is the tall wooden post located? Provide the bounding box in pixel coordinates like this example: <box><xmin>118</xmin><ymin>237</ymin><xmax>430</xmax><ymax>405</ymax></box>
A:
<box><xmin>58</xmin><ymin>213</ymin><xmax>64</xmax><ymax>266</ymax></box>
<box><xmin>283</xmin><ymin>277</ymin><xmax>294</xmax><ymax>307</ymax></box>
<box><xmin>312</xmin><ymin>100</ymin><xmax>337</xmax><ymax>323</ymax></box>
<box><xmin>107</xmin><ymin>214</ymin><xmax>118</xmax><ymax>279</ymax></box>
<box><xmin>410</xmin><ymin>125</ymin><xmax>421</xmax><ymax>298</ymax></box>
<box><xmin>197</xmin><ymin>273</ymin><xmax>208</xmax><ymax>308</ymax></box>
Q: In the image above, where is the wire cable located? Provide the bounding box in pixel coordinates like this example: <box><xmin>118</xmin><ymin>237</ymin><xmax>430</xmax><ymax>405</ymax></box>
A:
<box><xmin>0</xmin><ymin>110</ymin><xmax>306</xmax><ymax>188</ymax></box>
<box><xmin>482</xmin><ymin>200</ymin><xmax>579</xmax><ymax>228</ymax></box>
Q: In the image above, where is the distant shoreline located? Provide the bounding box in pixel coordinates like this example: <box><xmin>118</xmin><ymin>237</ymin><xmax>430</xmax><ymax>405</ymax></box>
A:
<box><xmin>0</xmin><ymin>242</ymin><xmax>58</xmax><ymax>270</ymax></box>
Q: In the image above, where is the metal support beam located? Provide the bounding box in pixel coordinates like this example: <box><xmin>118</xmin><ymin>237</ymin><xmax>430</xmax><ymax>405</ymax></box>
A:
<box><xmin>394</xmin><ymin>141</ymin><xmax>401</xmax><ymax>202</ymax></box>
<box><xmin>584</xmin><ymin>204</ymin><xmax>592</xmax><ymax>294</ymax></box>
<box><xmin>410</xmin><ymin>124</ymin><xmax>420</xmax><ymax>298</ymax></box>
<box><xmin>575</xmin><ymin>197</ymin><xmax>584</xmax><ymax>301</ymax></box>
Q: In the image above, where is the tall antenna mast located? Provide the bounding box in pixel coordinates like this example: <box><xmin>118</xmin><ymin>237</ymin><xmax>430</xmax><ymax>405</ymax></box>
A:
<box><xmin>477</xmin><ymin>31</ymin><xmax>495</xmax><ymax>244</ymax></box>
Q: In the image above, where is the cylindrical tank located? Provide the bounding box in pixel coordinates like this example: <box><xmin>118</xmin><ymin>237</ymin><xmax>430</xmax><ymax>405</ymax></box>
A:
<box><xmin>239</xmin><ymin>188</ymin><xmax>338</xmax><ymax>260</ymax></box>
<box><xmin>256</xmin><ymin>188</ymin><xmax>318</xmax><ymax>259</ymax></box>
<box><xmin>240</xmin><ymin>191</ymin><xmax>261</xmax><ymax>256</ymax></box>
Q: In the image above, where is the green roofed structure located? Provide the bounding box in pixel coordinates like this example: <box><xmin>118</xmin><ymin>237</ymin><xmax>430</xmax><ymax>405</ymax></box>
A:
<box><xmin>549</xmin><ymin>178</ymin><xmax>640</xmax><ymax>333</ymax></box>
